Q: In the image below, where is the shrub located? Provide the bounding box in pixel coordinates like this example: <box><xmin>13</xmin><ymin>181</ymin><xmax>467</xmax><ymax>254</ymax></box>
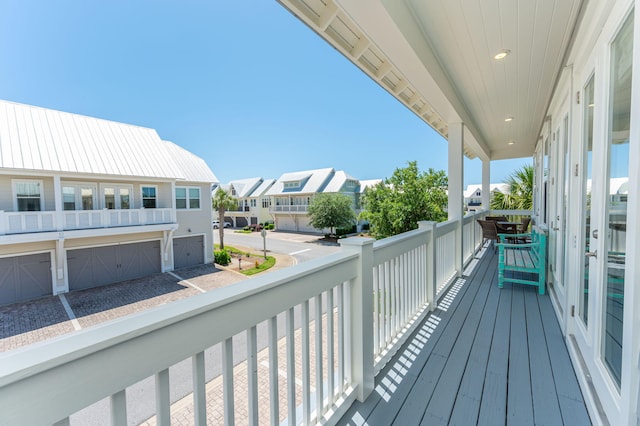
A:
<box><xmin>243</xmin><ymin>226</ymin><xmax>250</xmax><ymax>231</ymax></box>
<box><xmin>214</xmin><ymin>249</ymin><xmax>231</xmax><ymax>266</ymax></box>
<box><xmin>265</xmin><ymin>224</ymin><xmax>275</xmax><ymax>230</ymax></box>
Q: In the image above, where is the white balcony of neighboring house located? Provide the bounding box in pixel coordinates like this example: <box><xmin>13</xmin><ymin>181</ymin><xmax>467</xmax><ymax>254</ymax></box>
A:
<box><xmin>0</xmin><ymin>208</ymin><xmax>175</xmax><ymax>236</ymax></box>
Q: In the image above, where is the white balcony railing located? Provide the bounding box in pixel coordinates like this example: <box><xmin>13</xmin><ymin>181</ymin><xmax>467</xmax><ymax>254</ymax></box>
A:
<box><xmin>0</xmin><ymin>208</ymin><xmax>175</xmax><ymax>235</ymax></box>
<box><xmin>270</xmin><ymin>205</ymin><xmax>309</xmax><ymax>213</ymax></box>
<box><xmin>0</xmin><ymin>210</ymin><xmax>511</xmax><ymax>425</ymax></box>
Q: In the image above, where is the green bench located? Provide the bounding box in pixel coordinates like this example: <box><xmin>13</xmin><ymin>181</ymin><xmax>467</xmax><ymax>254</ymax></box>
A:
<box><xmin>497</xmin><ymin>229</ymin><xmax>547</xmax><ymax>295</ymax></box>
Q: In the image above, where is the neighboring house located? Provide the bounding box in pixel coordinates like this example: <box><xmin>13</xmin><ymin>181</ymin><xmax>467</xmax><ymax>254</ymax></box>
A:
<box><xmin>463</xmin><ymin>183</ymin><xmax>508</xmax><ymax>211</ymax></box>
<box><xmin>0</xmin><ymin>100</ymin><xmax>218</xmax><ymax>306</ymax></box>
<box><xmin>266</xmin><ymin>168</ymin><xmax>364</xmax><ymax>233</ymax></box>
<box><xmin>214</xmin><ymin>178</ymin><xmax>275</xmax><ymax>227</ymax></box>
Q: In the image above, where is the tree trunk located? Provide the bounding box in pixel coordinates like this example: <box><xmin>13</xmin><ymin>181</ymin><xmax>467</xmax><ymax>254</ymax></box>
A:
<box><xmin>219</xmin><ymin>208</ymin><xmax>225</xmax><ymax>250</ymax></box>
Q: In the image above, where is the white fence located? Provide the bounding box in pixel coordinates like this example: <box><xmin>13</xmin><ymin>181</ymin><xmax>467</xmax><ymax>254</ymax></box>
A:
<box><xmin>0</xmin><ymin>208</ymin><xmax>174</xmax><ymax>235</ymax></box>
<box><xmin>0</xmin><ymin>210</ymin><xmax>516</xmax><ymax>425</ymax></box>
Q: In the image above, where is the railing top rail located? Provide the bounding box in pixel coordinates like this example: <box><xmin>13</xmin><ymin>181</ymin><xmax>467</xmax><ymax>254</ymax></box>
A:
<box><xmin>489</xmin><ymin>209</ymin><xmax>533</xmax><ymax>216</ymax></box>
<box><xmin>372</xmin><ymin>226</ymin><xmax>430</xmax><ymax>265</ymax></box>
<box><xmin>0</xmin><ymin>251</ymin><xmax>357</xmax><ymax>424</ymax></box>
<box><xmin>435</xmin><ymin>218</ymin><xmax>458</xmax><ymax>235</ymax></box>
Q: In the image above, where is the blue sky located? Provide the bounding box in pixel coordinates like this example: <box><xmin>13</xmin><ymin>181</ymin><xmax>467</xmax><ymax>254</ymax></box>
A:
<box><xmin>0</xmin><ymin>1</ymin><xmax>531</xmax><ymax>186</ymax></box>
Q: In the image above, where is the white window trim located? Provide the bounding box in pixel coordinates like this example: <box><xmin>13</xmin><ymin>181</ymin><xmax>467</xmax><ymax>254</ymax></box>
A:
<box><xmin>141</xmin><ymin>185</ymin><xmax>158</xmax><ymax>209</ymax></box>
<box><xmin>176</xmin><ymin>186</ymin><xmax>202</xmax><ymax>210</ymax></box>
<box><xmin>12</xmin><ymin>179</ymin><xmax>45</xmax><ymax>212</ymax></box>
<box><xmin>99</xmin><ymin>183</ymin><xmax>134</xmax><ymax>210</ymax></box>
<box><xmin>61</xmin><ymin>181</ymin><xmax>98</xmax><ymax>211</ymax></box>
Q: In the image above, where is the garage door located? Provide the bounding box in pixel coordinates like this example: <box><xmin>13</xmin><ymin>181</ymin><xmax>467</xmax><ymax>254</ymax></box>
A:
<box><xmin>298</xmin><ymin>217</ymin><xmax>320</xmax><ymax>233</ymax></box>
<box><xmin>68</xmin><ymin>241</ymin><xmax>161</xmax><ymax>291</ymax></box>
<box><xmin>276</xmin><ymin>216</ymin><xmax>296</xmax><ymax>231</ymax></box>
<box><xmin>0</xmin><ymin>253</ymin><xmax>52</xmax><ymax>305</ymax></box>
<box><xmin>173</xmin><ymin>236</ymin><xmax>204</xmax><ymax>269</ymax></box>
<box><xmin>236</xmin><ymin>217</ymin><xmax>248</xmax><ymax>227</ymax></box>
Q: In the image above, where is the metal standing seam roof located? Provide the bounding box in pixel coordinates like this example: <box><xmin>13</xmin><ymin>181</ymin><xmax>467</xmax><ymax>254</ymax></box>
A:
<box><xmin>162</xmin><ymin>141</ymin><xmax>218</xmax><ymax>184</ymax></box>
<box><xmin>322</xmin><ymin>170</ymin><xmax>358</xmax><ymax>193</ymax></box>
<box><xmin>265</xmin><ymin>168</ymin><xmax>336</xmax><ymax>196</ymax></box>
<box><xmin>0</xmin><ymin>100</ymin><xmax>217</xmax><ymax>183</ymax></box>
<box><xmin>359</xmin><ymin>179</ymin><xmax>383</xmax><ymax>193</ymax></box>
<box><xmin>248</xmin><ymin>178</ymin><xmax>276</xmax><ymax>198</ymax></box>
<box><xmin>227</xmin><ymin>177</ymin><xmax>263</xmax><ymax>198</ymax></box>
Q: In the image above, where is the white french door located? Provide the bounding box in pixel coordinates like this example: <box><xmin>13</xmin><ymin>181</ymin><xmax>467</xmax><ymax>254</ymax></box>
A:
<box><xmin>572</xmin><ymin>9</ymin><xmax>633</xmax><ymax>423</ymax></box>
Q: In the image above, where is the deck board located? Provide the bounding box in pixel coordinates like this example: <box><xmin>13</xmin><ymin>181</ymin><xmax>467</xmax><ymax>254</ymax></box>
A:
<box><xmin>338</xmin><ymin>247</ymin><xmax>591</xmax><ymax>426</ymax></box>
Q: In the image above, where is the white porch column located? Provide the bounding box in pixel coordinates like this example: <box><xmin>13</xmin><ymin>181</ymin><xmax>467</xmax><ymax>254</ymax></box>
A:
<box><xmin>53</xmin><ymin>175</ymin><xmax>64</xmax><ymax>231</ymax></box>
<box><xmin>448</xmin><ymin>122</ymin><xmax>464</xmax><ymax>277</ymax></box>
<box><xmin>482</xmin><ymin>159</ymin><xmax>491</xmax><ymax>210</ymax></box>
<box><xmin>339</xmin><ymin>237</ymin><xmax>375</xmax><ymax>402</ymax></box>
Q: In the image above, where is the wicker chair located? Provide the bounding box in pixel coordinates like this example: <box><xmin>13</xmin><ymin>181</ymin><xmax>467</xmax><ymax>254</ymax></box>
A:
<box><xmin>477</xmin><ymin>219</ymin><xmax>499</xmax><ymax>251</ymax></box>
<box><xmin>518</xmin><ymin>217</ymin><xmax>531</xmax><ymax>233</ymax></box>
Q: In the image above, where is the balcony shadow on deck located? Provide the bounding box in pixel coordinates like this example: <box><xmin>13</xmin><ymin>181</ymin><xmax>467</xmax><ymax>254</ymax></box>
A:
<box><xmin>339</xmin><ymin>246</ymin><xmax>591</xmax><ymax>425</ymax></box>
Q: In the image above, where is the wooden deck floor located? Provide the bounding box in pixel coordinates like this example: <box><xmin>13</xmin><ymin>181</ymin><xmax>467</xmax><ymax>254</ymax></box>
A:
<box><xmin>339</xmin><ymin>246</ymin><xmax>591</xmax><ymax>426</ymax></box>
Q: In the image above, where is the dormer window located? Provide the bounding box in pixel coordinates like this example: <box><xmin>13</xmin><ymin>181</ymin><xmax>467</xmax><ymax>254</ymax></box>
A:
<box><xmin>284</xmin><ymin>181</ymin><xmax>300</xmax><ymax>189</ymax></box>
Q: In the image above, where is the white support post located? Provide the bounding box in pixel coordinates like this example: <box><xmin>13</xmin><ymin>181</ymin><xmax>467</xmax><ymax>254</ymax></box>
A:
<box><xmin>339</xmin><ymin>237</ymin><xmax>375</xmax><ymax>401</ymax></box>
<box><xmin>110</xmin><ymin>390</ymin><xmax>127</xmax><ymax>426</ymax></box>
<box><xmin>448</xmin><ymin>122</ymin><xmax>465</xmax><ymax>277</ymax></box>
<box><xmin>53</xmin><ymin>175</ymin><xmax>64</xmax><ymax>231</ymax></box>
<box><xmin>482</xmin><ymin>160</ymin><xmax>491</xmax><ymax>211</ymax></box>
<box><xmin>418</xmin><ymin>221</ymin><xmax>438</xmax><ymax>310</ymax></box>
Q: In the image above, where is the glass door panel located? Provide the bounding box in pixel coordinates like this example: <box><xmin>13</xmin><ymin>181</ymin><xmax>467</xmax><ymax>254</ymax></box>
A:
<box><xmin>602</xmin><ymin>12</ymin><xmax>633</xmax><ymax>387</ymax></box>
<box><xmin>580</xmin><ymin>75</ymin><xmax>595</xmax><ymax>326</ymax></box>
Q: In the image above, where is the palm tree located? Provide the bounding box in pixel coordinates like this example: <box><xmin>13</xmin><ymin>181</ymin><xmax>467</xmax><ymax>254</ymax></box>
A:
<box><xmin>212</xmin><ymin>188</ymin><xmax>236</xmax><ymax>250</ymax></box>
<box><xmin>490</xmin><ymin>165</ymin><xmax>533</xmax><ymax>210</ymax></box>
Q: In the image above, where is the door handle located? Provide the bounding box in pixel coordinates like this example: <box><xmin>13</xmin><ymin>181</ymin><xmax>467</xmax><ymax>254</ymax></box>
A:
<box><xmin>586</xmin><ymin>250</ymin><xmax>598</xmax><ymax>259</ymax></box>
<box><xmin>592</xmin><ymin>229</ymin><xmax>598</xmax><ymax>239</ymax></box>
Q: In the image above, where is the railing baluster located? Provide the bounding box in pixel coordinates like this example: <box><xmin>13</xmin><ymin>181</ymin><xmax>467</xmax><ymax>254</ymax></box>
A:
<box><xmin>222</xmin><ymin>337</ymin><xmax>235</xmax><ymax>426</ymax></box>
<box><xmin>155</xmin><ymin>369</ymin><xmax>170</xmax><ymax>426</ymax></box>
<box><xmin>53</xmin><ymin>418</ymin><xmax>70</xmax><ymax>426</ymax></box>
<box><xmin>384</xmin><ymin>260</ymin><xmax>391</xmax><ymax>345</ymax></box>
<box><xmin>247</xmin><ymin>326</ymin><xmax>258</xmax><ymax>425</ymax></box>
<box><xmin>327</xmin><ymin>288</ymin><xmax>335</xmax><ymax>405</ymax></box>
<box><xmin>268</xmin><ymin>316</ymin><xmax>279</xmax><ymax>425</ymax></box>
<box><xmin>192</xmin><ymin>351</ymin><xmax>206</xmax><ymax>426</ymax></box>
<box><xmin>286</xmin><ymin>307</ymin><xmax>296</xmax><ymax>425</ymax></box>
<box><xmin>110</xmin><ymin>389</ymin><xmax>127</xmax><ymax>426</ymax></box>
<box><xmin>390</xmin><ymin>258</ymin><xmax>397</xmax><ymax>335</ymax></box>
<box><xmin>377</xmin><ymin>265</ymin><xmax>384</xmax><ymax>353</ymax></box>
<box><xmin>314</xmin><ymin>294</ymin><xmax>324</xmax><ymax>418</ymax></box>
<box><xmin>301</xmin><ymin>300</ymin><xmax>311</xmax><ymax>425</ymax></box>
<box><xmin>337</xmin><ymin>282</ymin><xmax>346</xmax><ymax>392</ymax></box>
<box><xmin>373</xmin><ymin>265</ymin><xmax>379</xmax><ymax>355</ymax></box>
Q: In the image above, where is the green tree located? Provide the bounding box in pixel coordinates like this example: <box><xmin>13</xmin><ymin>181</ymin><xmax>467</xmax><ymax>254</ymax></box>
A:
<box><xmin>307</xmin><ymin>193</ymin><xmax>357</xmax><ymax>236</ymax></box>
<box><xmin>360</xmin><ymin>161</ymin><xmax>448</xmax><ymax>239</ymax></box>
<box><xmin>212</xmin><ymin>188</ymin><xmax>236</xmax><ymax>249</ymax></box>
<box><xmin>490</xmin><ymin>165</ymin><xmax>534</xmax><ymax>210</ymax></box>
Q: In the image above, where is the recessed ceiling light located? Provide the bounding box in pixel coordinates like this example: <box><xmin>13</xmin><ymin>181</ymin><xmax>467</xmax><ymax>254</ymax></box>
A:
<box><xmin>494</xmin><ymin>49</ymin><xmax>511</xmax><ymax>60</ymax></box>
<box><xmin>504</xmin><ymin>116</ymin><xmax>514</xmax><ymax>122</ymax></box>
<box><xmin>508</xmin><ymin>140</ymin><xmax>515</xmax><ymax>145</ymax></box>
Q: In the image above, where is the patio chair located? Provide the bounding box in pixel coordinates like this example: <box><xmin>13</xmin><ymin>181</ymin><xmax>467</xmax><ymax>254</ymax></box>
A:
<box><xmin>518</xmin><ymin>217</ymin><xmax>531</xmax><ymax>233</ymax></box>
<box><xmin>486</xmin><ymin>216</ymin><xmax>508</xmax><ymax>222</ymax></box>
<box><xmin>477</xmin><ymin>219</ymin><xmax>499</xmax><ymax>251</ymax></box>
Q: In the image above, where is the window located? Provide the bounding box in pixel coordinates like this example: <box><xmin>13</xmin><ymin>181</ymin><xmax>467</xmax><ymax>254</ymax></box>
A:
<box><xmin>14</xmin><ymin>180</ymin><xmax>43</xmax><ymax>211</ymax></box>
<box><xmin>262</xmin><ymin>198</ymin><xmax>271</xmax><ymax>208</ymax></box>
<box><xmin>62</xmin><ymin>183</ymin><xmax>96</xmax><ymax>211</ymax></box>
<box><xmin>284</xmin><ymin>181</ymin><xmax>300</xmax><ymax>189</ymax></box>
<box><xmin>251</xmin><ymin>199</ymin><xmax>257</xmax><ymax>207</ymax></box>
<box><xmin>63</xmin><ymin>186</ymin><xmax>76</xmax><ymax>210</ymax></box>
<box><xmin>176</xmin><ymin>187</ymin><xmax>201</xmax><ymax>210</ymax></box>
<box><xmin>142</xmin><ymin>186</ymin><xmax>157</xmax><ymax>208</ymax></box>
<box><xmin>102</xmin><ymin>184</ymin><xmax>132</xmax><ymax>209</ymax></box>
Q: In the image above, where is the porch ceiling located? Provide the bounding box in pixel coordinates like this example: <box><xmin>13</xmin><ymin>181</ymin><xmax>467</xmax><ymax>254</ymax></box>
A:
<box><xmin>277</xmin><ymin>0</ymin><xmax>584</xmax><ymax>161</ymax></box>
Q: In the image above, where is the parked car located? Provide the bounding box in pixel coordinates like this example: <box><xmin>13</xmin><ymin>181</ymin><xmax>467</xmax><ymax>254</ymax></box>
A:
<box><xmin>212</xmin><ymin>220</ymin><xmax>232</xmax><ymax>229</ymax></box>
